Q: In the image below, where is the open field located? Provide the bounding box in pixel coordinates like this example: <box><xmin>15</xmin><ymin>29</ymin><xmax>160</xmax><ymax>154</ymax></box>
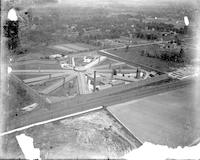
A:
<box><xmin>12</xmin><ymin>63</ymin><xmax>62</xmax><ymax>70</ymax></box>
<box><xmin>48</xmin><ymin>43</ymin><xmax>96</xmax><ymax>54</ymax></box>
<box><xmin>108</xmin><ymin>82</ymin><xmax>200</xmax><ymax>147</ymax></box>
<box><xmin>7</xmin><ymin>79</ymin><xmax>35</xmax><ymax>118</ymax></box>
<box><xmin>14</xmin><ymin>44</ymin><xmax>97</xmax><ymax>60</ymax></box>
<box><xmin>95</xmin><ymin>58</ymin><xmax>121</xmax><ymax>67</ymax></box>
<box><xmin>2</xmin><ymin>110</ymin><xmax>141</xmax><ymax>159</ymax></box>
<box><xmin>13</xmin><ymin>53</ymin><xmax>44</xmax><ymax>62</ymax></box>
<box><xmin>109</xmin><ymin>45</ymin><xmax>189</xmax><ymax>72</ymax></box>
<box><xmin>131</xmin><ymin>38</ymin><xmax>150</xmax><ymax>44</ymax></box>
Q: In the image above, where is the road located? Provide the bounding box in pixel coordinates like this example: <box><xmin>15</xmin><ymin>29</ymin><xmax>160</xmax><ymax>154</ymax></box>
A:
<box><xmin>6</xmin><ymin>76</ymin><xmax>192</xmax><ymax>132</ymax></box>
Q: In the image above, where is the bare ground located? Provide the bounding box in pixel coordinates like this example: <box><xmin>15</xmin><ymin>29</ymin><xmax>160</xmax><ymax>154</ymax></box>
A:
<box><xmin>2</xmin><ymin>110</ymin><xmax>140</xmax><ymax>159</ymax></box>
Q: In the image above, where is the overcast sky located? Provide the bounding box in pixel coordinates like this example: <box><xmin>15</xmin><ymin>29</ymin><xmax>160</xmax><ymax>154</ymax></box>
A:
<box><xmin>59</xmin><ymin>0</ymin><xmax>191</xmax><ymax>4</ymax></box>
<box><xmin>59</xmin><ymin>0</ymin><xmax>197</xmax><ymax>7</ymax></box>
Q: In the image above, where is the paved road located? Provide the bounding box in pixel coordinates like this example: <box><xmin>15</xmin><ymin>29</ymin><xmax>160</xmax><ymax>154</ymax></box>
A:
<box><xmin>6</xmin><ymin>77</ymin><xmax>192</xmax><ymax>132</ymax></box>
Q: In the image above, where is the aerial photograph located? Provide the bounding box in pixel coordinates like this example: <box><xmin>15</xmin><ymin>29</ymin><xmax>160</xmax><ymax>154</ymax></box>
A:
<box><xmin>0</xmin><ymin>0</ymin><xmax>200</xmax><ymax>159</ymax></box>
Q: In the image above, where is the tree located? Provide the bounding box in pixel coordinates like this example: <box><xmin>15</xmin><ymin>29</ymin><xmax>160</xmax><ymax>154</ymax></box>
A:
<box><xmin>141</xmin><ymin>50</ymin><xmax>145</xmax><ymax>56</ymax></box>
<box><xmin>125</xmin><ymin>45</ymin><xmax>129</xmax><ymax>52</ymax></box>
<box><xmin>4</xmin><ymin>20</ymin><xmax>20</xmax><ymax>51</ymax></box>
<box><xmin>178</xmin><ymin>48</ymin><xmax>185</xmax><ymax>62</ymax></box>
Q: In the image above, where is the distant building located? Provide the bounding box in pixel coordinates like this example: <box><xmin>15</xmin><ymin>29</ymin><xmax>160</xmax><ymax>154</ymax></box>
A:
<box><xmin>160</xmin><ymin>41</ymin><xmax>180</xmax><ymax>50</ymax></box>
<box><xmin>83</xmin><ymin>29</ymin><xmax>102</xmax><ymax>37</ymax></box>
<box><xmin>66</xmin><ymin>31</ymin><xmax>79</xmax><ymax>39</ymax></box>
<box><xmin>128</xmin><ymin>17</ymin><xmax>140</xmax><ymax>22</ymax></box>
<box><xmin>98</xmin><ymin>39</ymin><xmax>124</xmax><ymax>48</ymax></box>
<box><xmin>116</xmin><ymin>36</ymin><xmax>131</xmax><ymax>44</ymax></box>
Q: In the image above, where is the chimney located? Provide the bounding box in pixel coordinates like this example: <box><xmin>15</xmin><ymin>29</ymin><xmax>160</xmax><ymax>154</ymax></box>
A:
<box><xmin>93</xmin><ymin>71</ymin><xmax>96</xmax><ymax>92</ymax></box>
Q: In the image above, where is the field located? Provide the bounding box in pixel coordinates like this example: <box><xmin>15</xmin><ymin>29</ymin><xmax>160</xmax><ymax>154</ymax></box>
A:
<box><xmin>4</xmin><ymin>77</ymin><xmax>37</xmax><ymax>132</ymax></box>
<box><xmin>2</xmin><ymin>110</ymin><xmax>141</xmax><ymax>159</ymax></box>
<box><xmin>12</xmin><ymin>62</ymin><xmax>62</xmax><ymax>70</ymax></box>
<box><xmin>182</xmin><ymin>38</ymin><xmax>196</xmax><ymax>62</ymax></box>
<box><xmin>131</xmin><ymin>38</ymin><xmax>150</xmax><ymax>44</ymax></box>
<box><xmin>108</xmin><ymin>83</ymin><xmax>200</xmax><ymax>147</ymax></box>
<box><xmin>109</xmin><ymin>44</ymin><xmax>190</xmax><ymax>72</ymax></box>
<box><xmin>48</xmin><ymin>43</ymin><xmax>96</xmax><ymax>54</ymax></box>
<box><xmin>7</xmin><ymin>79</ymin><xmax>34</xmax><ymax>114</ymax></box>
<box><xmin>94</xmin><ymin>58</ymin><xmax>136</xmax><ymax>70</ymax></box>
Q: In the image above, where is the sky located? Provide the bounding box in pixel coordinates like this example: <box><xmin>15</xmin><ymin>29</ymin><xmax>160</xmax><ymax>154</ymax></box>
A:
<box><xmin>58</xmin><ymin>0</ymin><xmax>198</xmax><ymax>8</ymax></box>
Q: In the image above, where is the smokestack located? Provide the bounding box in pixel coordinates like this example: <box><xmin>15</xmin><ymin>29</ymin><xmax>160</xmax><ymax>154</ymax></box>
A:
<box><xmin>93</xmin><ymin>71</ymin><xmax>96</xmax><ymax>92</ymax></box>
<box><xmin>136</xmin><ymin>68</ymin><xmax>140</xmax><ymax>79</ymax></box>
<box><xmin>63</xmin><ymin>77</ymin><xmax>66</xmax><ymax>88</ymax></box>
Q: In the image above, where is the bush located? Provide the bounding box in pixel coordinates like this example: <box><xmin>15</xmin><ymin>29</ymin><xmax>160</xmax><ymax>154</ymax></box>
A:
<box><xmin>141</xmin><ymin>50</ymin><xmax>145</xmax><ymax>56</ymax></box>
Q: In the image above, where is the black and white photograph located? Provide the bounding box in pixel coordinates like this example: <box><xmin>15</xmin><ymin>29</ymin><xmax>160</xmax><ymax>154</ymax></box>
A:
<box><xmin>0</xmin><ymin>0</ymin><xmax>200</xmax><ymax>159</ymax></box>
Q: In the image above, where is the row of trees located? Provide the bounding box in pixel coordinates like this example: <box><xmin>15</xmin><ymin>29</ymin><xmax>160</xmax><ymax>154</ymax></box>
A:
<box><xmin>147</xmin><ymin>22</ymin><xmax>174</xmax><ymax>32</ymax></box>
<box><xmin>147</xmin><ymin>22</ymin><xmax>188</xmax><ymax>34</ymax></box>
<box><xmin>141</xmin><ymin>48</ymin><xmax>187</xmax><ymax>63</ymax></box>
<box><xmin>135</xmin><ymin>32</ymin><xmax>158</xmax><ymax>40</ymax></box>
